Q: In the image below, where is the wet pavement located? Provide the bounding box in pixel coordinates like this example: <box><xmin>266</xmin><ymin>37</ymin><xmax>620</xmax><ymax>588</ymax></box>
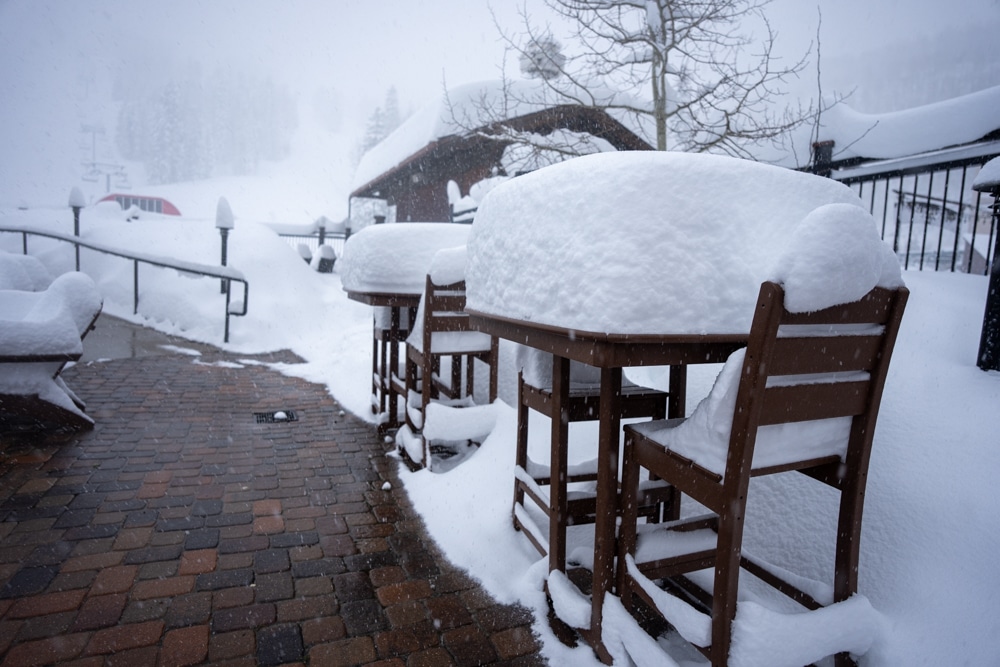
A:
<box><xmin>0</xmin><ymin>318</ymin><xmax>546</xmax><ymax>666</ymax></box>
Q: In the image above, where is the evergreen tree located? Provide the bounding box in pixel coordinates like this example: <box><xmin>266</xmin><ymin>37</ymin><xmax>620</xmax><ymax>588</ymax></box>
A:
<box><xmin>383</xmin><ymin>86</ymin><xmax>401</xmax><ymax>135</ymax></box>
<box><xmin>114</xmin><ymin>66</ymin><xmax>297</xmax><ymax>184</ymax></box>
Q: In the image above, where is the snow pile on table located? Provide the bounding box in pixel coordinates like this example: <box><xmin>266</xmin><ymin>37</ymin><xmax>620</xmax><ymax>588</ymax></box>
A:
<box><xmin>0</xmin><ymin>271</ymin><xmax>103</xmax><ymax>424</ymax></box>
<box><xmin>467</xmin><ymin>151</ymin><xmax>901</xmax><ymax>333</ymax></box>
<box><xmin>0</xmin><ymin>272</ymin><xmax>101</xmax><ymax>358</ymax></box>
<box><xmin>339</xmin><ymin>222</ymin><xmax>470</xmax><ymax>295</ymax></box>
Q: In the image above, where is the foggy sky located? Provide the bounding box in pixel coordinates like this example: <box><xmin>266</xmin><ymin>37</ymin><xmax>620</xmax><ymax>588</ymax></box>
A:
<box><xmin>1</xmin><ymin>0</ymin><xmax>997</xmax><ymax>206</ymax></box>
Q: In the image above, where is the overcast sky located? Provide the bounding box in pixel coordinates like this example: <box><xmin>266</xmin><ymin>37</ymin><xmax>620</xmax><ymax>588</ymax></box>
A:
<box><xmin>3</xmin><ymin>0</ymin><xmax>997</xmax><ymax>114</ymax></box>
<box><xmin>0</xmin><ymin>0</ymin><xmax>997</xmax><ymax>206</ymax></box>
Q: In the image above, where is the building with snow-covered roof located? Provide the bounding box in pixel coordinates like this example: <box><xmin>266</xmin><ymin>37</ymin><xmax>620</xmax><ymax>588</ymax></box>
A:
<box><xmin>808</xmin><ymin>85</ymin><xmax>1000</xmax><ymax>174</ymax></box>
<box><xmin>349</xmin><ymin>80</ymin><xmax>653</xmax><ymax>224</ymax></box>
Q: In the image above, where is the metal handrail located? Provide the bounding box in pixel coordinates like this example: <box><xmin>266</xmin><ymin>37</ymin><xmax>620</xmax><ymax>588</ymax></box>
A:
<box><xmin>0</xmin><ymin>225</ymin><xmax>248</xmax><ymax>343</ymax></box>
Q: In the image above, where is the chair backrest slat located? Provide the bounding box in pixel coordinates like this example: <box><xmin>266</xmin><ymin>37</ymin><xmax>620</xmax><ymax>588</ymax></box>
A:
<box><xmin>769</xmin><ymin>335</ymin><xmax>883</xmax><ymax>376</ymax></box>
<box><xmin>780</xmin><ymin>287</ymin><xmax>898</xmax><ymax>326</ymax></box>
<box><xmin>759</xmin><ymin>380</ymin><xmax>870</xmax><ymax>425</ymax></box>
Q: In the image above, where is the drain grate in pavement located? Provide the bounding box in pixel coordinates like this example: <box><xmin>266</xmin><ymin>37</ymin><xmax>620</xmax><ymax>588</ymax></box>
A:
<box><xmin>254</xmin><ymin>410</ymin><xmax>298</xmax><ymax>424</ymax></box>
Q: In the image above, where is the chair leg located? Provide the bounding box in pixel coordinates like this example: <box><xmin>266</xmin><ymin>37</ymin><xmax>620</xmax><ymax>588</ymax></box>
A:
<box><xmin>548</xmin><ymin>355</ymin><xmax>571</xmax><ymax>574</ymax></box>
<box><xmin>404</xmin><ymin>354</ymin><xmax>419</xmax><ymax>433</ymax></box>
<box><xmin>514</xmin><ymin>373</ymin><xmax>529</xmax><ymax>518</ymax></box>
<box><xmin>708</xmin><ymin>504</ymin><xmax>748</xmax><ymax>667</ymax></box>
<box><xmin>617</xmin><ymin>431</ymin><xmax>641</xmax><ymax>607</ymax></box>
<box><xmin>832</xmin><ymin>456</ymin><xmax>866</xmax><ymax>667</ymax></box>
<box><xmin>372</xmin><ymin>331</ymin><xmax>381</xmax><ymax>415</ymax></box>
<box><xmin>422</xmin><ymin>353</ymin><xmax>433</xmax><ymax>469</ymax></box>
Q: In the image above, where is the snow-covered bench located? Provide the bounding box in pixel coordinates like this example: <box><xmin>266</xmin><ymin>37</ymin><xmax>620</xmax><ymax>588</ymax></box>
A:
<box><xmin>0</xmin><ymin>270</ymin><xmax>103</xmax><ymax>431</ymax></box>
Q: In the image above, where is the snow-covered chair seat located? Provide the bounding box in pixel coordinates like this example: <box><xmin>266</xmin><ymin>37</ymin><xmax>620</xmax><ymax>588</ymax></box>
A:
<box><xmin>615</xmin><ymin>280</ymin><xmax>908</xmax><ymax>667</ymax></box>
<box><xmin>0</xmin><ymin>272</ymin><xmax>103</xmax><ymax>431</ymax></box>
<box><xmin>512</xmin><ymin>346</ymin><xmax>673</xmax><ymax>574</ymax></box>
<box><xmin>398</xmin><ymin>246</ymin><xmax>498</xmax><ymax>469</ymax></box>
<box><xmin>0</xmin><ymin>250</ymin><xmax>53</xmax><ymax>291</ymax></box>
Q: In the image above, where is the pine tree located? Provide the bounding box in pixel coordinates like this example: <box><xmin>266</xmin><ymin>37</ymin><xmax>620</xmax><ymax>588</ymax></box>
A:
<box><xmin>383</xmin><ymin>86</ymin><xmax>401</xmax><ymax>135</ymax></box>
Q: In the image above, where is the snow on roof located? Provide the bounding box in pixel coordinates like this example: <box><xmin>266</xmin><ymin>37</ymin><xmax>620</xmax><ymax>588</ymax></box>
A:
<box><xmin>466</xmin><ymin>151</ymin><xmax>901</xmax><ymax>335</ymax></box>
<box><xmin>351</xmin><ymin>79</ymin><xmax>651</xmax><ymax>193</ymax></box>
<box><xmin>820</xmin><ymin>85</ymin><xmax>1000</xmax><ymax>162</ymax></box>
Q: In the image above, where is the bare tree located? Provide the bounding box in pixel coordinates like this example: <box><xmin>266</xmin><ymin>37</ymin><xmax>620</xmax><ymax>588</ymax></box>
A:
<box><xmin>486</xmin><ymin>0</ymin><xmax>821</xmax><ymax>157</ymax></box>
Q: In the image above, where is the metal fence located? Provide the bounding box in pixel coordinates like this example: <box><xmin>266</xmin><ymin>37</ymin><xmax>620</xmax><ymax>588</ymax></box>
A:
<box><xmin>277</xmin><ymin>232</ymin><xmax>348</xmax><ymax>260</ymax></box>
<box><xmin>828</xmin><ymin>141</ymin><xmax>1000</xmax><ymax>275</ymax></box>
<box><xmin>1</xmin><ymin>225</ymin><xmax>248</xmax><ymax>343</ymax></box>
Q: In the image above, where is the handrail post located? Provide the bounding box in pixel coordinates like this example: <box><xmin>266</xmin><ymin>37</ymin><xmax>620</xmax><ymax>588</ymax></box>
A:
<box><xmin>977</xmin><ymin>195</ymin><xmax>1000</xmax><ymax>371</ymax></box>
<box><xmin>224</xmin><ymin>280</ymin><xmax>232</xmax><ymax>343</ymax></box>
<box><xmin>133</xmin><ymin>260</ymin><xmax>139</xmax><ymax>314</ymax></box>
<box><xmin>973</xmin><ymin>163</ymin><xmax>1000</xmax><ymax>371</ymax></box>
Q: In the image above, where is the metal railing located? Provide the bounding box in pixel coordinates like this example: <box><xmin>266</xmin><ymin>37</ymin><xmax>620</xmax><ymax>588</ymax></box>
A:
<box><xmin>828</xmin><ymin>141</ymin><xmax>1000</xmax><ymax>274</ymax></box>
<box><xmin>0</xmin><ymin>225</ymin><xmax>249</xmax><ymax>343</ymax></box>
<box><xmin>277</xmin><ymin>231</ymin><xmax>348</xmax><ymax>260</ymax></box>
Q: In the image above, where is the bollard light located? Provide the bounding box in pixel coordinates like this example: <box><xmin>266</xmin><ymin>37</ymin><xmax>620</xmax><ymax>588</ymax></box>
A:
<box><xmin>216</xmin><ymin>197</ymin><xmax>235</xmax><ymax>294</ymax></box>
<box><xmin>68</xmin><ymin>187</ymin><xmax>86</xmax><ymax>270</ymax></box>
<box><xmin>972</xmin><ymin>157</ymin><xmax>1000</xmax><ymax>371</ymax></box>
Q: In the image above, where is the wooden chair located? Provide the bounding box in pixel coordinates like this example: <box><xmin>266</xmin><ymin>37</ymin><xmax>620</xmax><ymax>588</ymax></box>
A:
<box><xmin>513</xmin><ymin>350</ymin><xmax>674</xmax><ymax>574</ymax></box>
<box><xmin>399</xmin><ymin>275</ymin><xmax>498</xmax><ymax>467</ymax></box>
<box><xmin>616</xmin><ymin>280</ymin><xmax>908</xmax><ymax>667</ymax></box>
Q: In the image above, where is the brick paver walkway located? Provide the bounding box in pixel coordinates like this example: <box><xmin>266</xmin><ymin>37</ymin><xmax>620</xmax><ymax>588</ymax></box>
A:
<box><xmin>0</xmin><ymin>348</ymin><xmax>545</xmax><ymax>666</ymax></box>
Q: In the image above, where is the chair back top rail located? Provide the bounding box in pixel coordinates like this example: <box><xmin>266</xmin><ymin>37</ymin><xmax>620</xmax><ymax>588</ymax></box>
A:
<box><xmin>726</xmin><ymin>281</ymin><xmax>909</xmax><ymax>484</ymax></box>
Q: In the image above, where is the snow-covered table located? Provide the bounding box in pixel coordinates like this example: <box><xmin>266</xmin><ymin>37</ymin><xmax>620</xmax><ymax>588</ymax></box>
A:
<box><xmin>340</xmin><ymin>223</ymin><xmax>471</xmax><ymax>427</ymax></box>
<box><xmin>0</xmin><ymin>271</ymin><xmax>104</xmax><ymax>430</ymax></box>
<box><xmin>464</xmin><ymin>151</ymin><xmax>903</xmax><ymax>662</ymax></box>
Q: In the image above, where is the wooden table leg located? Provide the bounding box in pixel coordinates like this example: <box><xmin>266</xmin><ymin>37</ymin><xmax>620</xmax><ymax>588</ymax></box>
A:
<box><xmin>386</xmin><ymin>307</ymin><xmax>402</xmax><ymax>429</ymax></box>
<box><xmin>586</xmin><ymin>366</ymin><xmax>622</xmax><ymax>664</ymax></box>
<box><xmin>548</xmin><ymin>355</ymin><xmax>571</xmax><ymax>574</ymax></box>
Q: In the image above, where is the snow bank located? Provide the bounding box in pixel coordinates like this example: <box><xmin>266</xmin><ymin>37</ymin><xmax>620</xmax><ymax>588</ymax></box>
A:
<box><xmin>0</xmin><ymin>250</ymin><xmax>52</xmax><ymax>290</ymax></box>
<box><xmin>467</xmin><ymin>151</ymin><xmax>899</xmax><ymax>333</ymax></box>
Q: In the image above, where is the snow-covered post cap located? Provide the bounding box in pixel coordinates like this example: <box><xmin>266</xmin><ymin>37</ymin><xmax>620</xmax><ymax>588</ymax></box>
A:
<box><xmin>973</xmin><ymin>156</ymin><xmax>1000</xmax><ymax>193</ymax></box>
<box><xmin>215</xmin><ymin>197</ymin><xmax>235</xmax><ymax>229</ymax></box>
<box><xmin>972</xmin><ymin>156</ymin><xmax>1000</xmax><ymax>372</ymax></box>
<box><xmin>68</xmin><ymin>186</ymin><xmax>86</xmax><ymax>209</ymax></box>
<box><xmin>315</xmin><ymin>215</ymin><xmax>330</xmax><ymax>230</ymax></box>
